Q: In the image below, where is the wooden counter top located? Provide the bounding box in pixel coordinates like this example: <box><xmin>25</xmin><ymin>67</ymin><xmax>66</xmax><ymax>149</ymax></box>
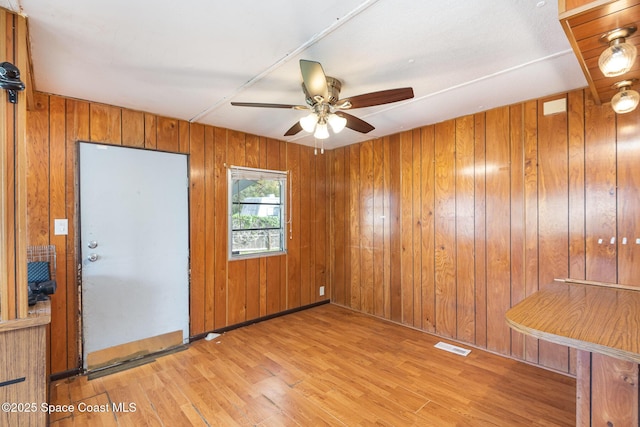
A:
<box><xmin>0</xmin><ymin>300</ymin><xmax>51</xmax><ymax>333</ymax></box>
<box><xmin>506</xmin><ymin>281</ymin><xmax>640</xmax><ymax>364</ymax></box>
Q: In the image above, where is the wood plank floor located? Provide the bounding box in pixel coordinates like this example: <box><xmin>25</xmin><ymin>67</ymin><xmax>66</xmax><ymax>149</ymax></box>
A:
<box><xmin>49</xmin><ymin>304</ymin><xmax>576</xmax><ymax>426</ymax></box>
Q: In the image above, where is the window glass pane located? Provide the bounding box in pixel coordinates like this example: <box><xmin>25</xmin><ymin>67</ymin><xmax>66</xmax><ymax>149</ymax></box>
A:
<box><xmin>231</xmin><ymin>230</ymin><xmax>283</xmax><ymax>256</ymax></box>
<box><xmin>232</xmin><ymin>212</ymin><xmax>281</xmax><ymax>231</ymax></box>
<box><xmin>233</xmin><ymin>179</ymin><xmax>281</xmax><ymax>203</ymax></box>
<box><xmin>229</xmin><ymin>167</ymin><xmax>286</xmax><ymax>259</ymax></box>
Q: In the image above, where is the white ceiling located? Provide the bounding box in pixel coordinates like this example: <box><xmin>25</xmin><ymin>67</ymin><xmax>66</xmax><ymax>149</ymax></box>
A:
<box><xmin>3</xmin><ymin>0</ymin><xmax>587</xmax><ymax>149</ymax></box>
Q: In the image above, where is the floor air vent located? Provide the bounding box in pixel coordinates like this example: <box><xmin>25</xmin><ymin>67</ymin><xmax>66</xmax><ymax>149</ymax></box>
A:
<box><xmin>434</xmin><ymin>341</ymin><xmax>471</xmax><ymax>356</ymax></box>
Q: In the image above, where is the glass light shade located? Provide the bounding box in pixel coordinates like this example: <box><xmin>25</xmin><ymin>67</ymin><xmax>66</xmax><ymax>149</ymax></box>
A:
<box><xmin>611</xmin><ymin>88</ymin><xmax>640</xmax><ymax>113</ymax></box>
<box><xmin>299</xmin><ymin>113</ymin><xmax>318</xmax><ymax>133</ymax></box>
<box><xmin>599</xmin><ymin>41</ymin><xmax>637</xmax><ymax>77</ymax></box>
<box><xmin>327</xmin><ymin>113</ymin><xmax>347</xmax><ymax>133</ymax></box>
<box><xmin>314</xmin><ymin>122</ymin><xmax>329</xmax><ymax>139</ymax></box>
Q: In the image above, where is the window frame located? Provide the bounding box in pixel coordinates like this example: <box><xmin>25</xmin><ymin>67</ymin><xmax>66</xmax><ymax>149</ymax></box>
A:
<box><xmin>227</xmin><ymin>165</ymin><xmax>288</xmax><ymax>260</ymax></box>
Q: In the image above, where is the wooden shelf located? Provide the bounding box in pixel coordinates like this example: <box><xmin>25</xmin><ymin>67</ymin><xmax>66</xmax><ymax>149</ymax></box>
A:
<box><xmin>559</xmin><ymin>0</ymin><xmax>640</xmax><ymax>104</ymax></box>
<box><xmin>0</xmin><ymin>300</ymin><xmax>51</xmax><ymax>333</ymax></box>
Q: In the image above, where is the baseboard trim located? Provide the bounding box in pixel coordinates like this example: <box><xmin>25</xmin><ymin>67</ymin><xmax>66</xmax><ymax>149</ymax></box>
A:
<box><xmin>190</xmin><ymin>299</ymin><xmax>330</xmax><ymax>342</ymax></box>
<box><xmin>50</xmin><ymin>368</ymin><xmax>82</xmax><ymax>382</ymax></box>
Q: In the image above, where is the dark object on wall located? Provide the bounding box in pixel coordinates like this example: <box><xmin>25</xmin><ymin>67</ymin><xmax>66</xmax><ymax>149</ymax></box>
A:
<box><xmin>27</xmin><ymin>261</ymin><xmax>50</xmax><ymax>282</ymax></box>
<box><xmin>27</xmin><ymin>260</ymin><xmax>56</xmax><ymax>305</ymax></box>
<box><xmin>28</xmin><ymin>280</ymin><xmax>56</xmax><ymax>305</ymax></box>
<box><xmin>0</xmin><ymin>61</ymin><xmax>25</xmax><ymax>104</ymax></box>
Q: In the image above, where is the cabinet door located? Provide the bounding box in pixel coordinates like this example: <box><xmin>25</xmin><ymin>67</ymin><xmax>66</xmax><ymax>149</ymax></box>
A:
<box><xmin>0</xmin><ymin>327</ymin><xmax>47</xmax><ymax>426</ymax></box>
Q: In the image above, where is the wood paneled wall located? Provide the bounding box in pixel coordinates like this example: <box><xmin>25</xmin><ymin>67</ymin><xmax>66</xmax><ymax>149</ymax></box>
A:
<box><xmin>26</xmin><ymin>93</ymin><xmax>330</xmax><ymax>375</ymax></box>
<box><xmin>330</xmin><ymin>88</ymin><xmax>640</xmax><ymax>374</ymax></box>
<box><xmin>27</xmin><ymin>85</ymin><xmax>640</xmax><ymax>376</ymax></box>
<box><xmin>0</xmin><ymin>10</ymin><xmax>29</xmax><ymax>321</ymax></box>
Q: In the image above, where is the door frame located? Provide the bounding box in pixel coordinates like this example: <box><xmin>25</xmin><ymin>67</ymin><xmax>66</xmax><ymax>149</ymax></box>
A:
<box><xmin>76</xmin><ymin>141</ymin><xmax>191</xmax><ymax>371</ymax></box>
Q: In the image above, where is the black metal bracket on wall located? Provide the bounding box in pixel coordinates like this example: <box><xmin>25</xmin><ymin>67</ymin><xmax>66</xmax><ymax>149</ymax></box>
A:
<box><xmin>0</xmin><ymin>61</ymin><xmax>24</xmax><ymax>104</ymax></box>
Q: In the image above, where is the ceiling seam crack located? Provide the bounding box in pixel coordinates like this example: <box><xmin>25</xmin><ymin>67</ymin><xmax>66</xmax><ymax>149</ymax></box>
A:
<box><xmin>188</xmin><ymin>0</ymin><xmax>381</xmax><ymax>123</ymax></box>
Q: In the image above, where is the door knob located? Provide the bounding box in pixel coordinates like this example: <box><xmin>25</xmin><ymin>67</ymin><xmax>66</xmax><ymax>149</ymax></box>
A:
<box><xmin>87</xmin><ymin>253</ymin><xmax>99</xmax><ymax>262</ymax></box>
<box><xmin>88</xmin><ymin>241</ymin><xmax>98</xmax><ymax>249</ymax></box>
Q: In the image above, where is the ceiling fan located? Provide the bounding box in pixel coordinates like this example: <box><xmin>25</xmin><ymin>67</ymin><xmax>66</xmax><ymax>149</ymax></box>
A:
<box><xmin>231</xmin><ymin>59</ymin><xmax>414</xmax><ymax>139</ymax></box>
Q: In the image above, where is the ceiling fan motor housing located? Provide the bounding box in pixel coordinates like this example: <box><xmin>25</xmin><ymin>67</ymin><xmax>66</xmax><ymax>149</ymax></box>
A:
<box><xmin>303</xmin><ymin>76</ymin><xmax>342</xmax><ymax>106</ymax></box>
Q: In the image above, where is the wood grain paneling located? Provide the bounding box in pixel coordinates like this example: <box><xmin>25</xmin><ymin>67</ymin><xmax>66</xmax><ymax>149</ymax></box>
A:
<box><xmin>189</xmin><ymin>122</ymin><xmax>205</xmax><ymax>335</ymax></box>
<box><xmin>89</xmin><ymin>104</ymin><xmax>121</xmax><ymax>145</ymax></box>
<box><xmin>332</xmin><ymin>148</ymin><xmax>346</xmax><ymax>306</ymax></box>
<box><xmin>473</xmin><ymin>114</ymin><xmax>487</xmax><ymax>349</ymax></box>
<box><xmin>590</xmin><ymin>353</ymin><xmax>639</xmax><ymax>425</ymax></box>
<box><xmin>156</xmin><ymin>117</ymin><xmax>179</xmax><ymax>152</ymax></box>
<box><xmin>213</xmin><ymin>127</ymin><xmax>228</xmax><ymax>328</ymax></box>
<box><xmin>372</xmin><ymin>138</ymin><xmax>385</xmax><ymax>317</ymax></box>
<box><xmin>584</xmin><ymin>97</ymin><xmax>617</xmax><ymax>283</ymax></box>
<box><xmin>330</xmin><ymin>87</ymin><xmax>640</xmax><ymax>375</ymax></box>
<box><xmin>0</xmin><ymin>324</ymin><xmax>48</xmax><ymax>426</ymax></box>
<box><xmin>203</xmin><ymin>125</ymin><xmax>215</xmax><ymax>331</ymax></box>
<box><xmin>311</xmin><ymin>144</ymin><xmax>333</xmax><ymax>301</ymax></box>
<box><xmin>455</xmin><ymin>116</ymin><xmax>475</xmax><ymax>343</ymax></box>
<box><xmin>485</xmin><ymin>107</ymin><xmax>511</xmax><ymax>356</ymax></box>
<box><xmin>25</xmin><ymin>81</ymin><xmax>640</xmax><ymax>379</ymax></box>
<box><xmin>49</xmin><ymin>95</ymin><xmax>67</xmax><ymax>374</ymax></box>
<box><xmin>287</xmin><ymin>142</ymin><xmax>301</xmax><ymax>311</ymax></box>
<box><xmin>64</xmin><ymin>99</ymin><xmax>88</xmax><ymax>369</ymax></box>
<box><xmin>523</xmin><ymin>100</ymin><xmax>540</xmax><ymax>364</ymax></box>
<box><xmin>388</xmin><ymin>134</ymin><xmax>401</xmax><ymax>323</ymax></box>
<box><xmin>360</xmin><ymin>140</ymin><xmax>374</xmax><ymax>314</ymax></box>
<box><xmin>299</xmin><ymin>145</ymin><xmax>312</xmax><ymax>306</ymax></box>
<box><xmin>0</xmin><ymin>10</ymin><xmax>28</xmax><ymax>322</ymax></box>
<box><xmin>26</xmin><ymin>94</ymin><xmax>330</xmax><ymax>374</ymax></box>
<box><xmin>399</xmin><ymin>131</ymin><xmax>413</xmax><ymax>325</ymax></box>
<box><xmin>121</xmin><ymin>110</ymin><xmax>144</xmax><ymax>148</ymax></box>
<box><xmin>411</xmin><ymin>130</ymin><xmax>422</xmax><ymax>328</ymax></box>
<box><xmin>420</xmin><ymin>127</ymin><xmax>435</xmax><ymax>334</ymax></box>
<box><xmin>509</xmin><ymin>105</ymin><xmax>525</xmax><ymax>360</ymax></box>
<box><xmin>434</xmin><ymin>122</ymin><xmax>456</xmax><ymax>338</ymax></box>
<box><xmin>349</xmin><ymin>144</ymin><xmax>361</xmax><ymax>311</ymax></box>
<box><xmin>616</xmin><ymin>106</ymin><xmax>640</xmax><ymax>286</ymax></box>
<box><xmin>537</xmin><ymin>96</ymin><xmax>570</xmax><ymax>371</ymax></box>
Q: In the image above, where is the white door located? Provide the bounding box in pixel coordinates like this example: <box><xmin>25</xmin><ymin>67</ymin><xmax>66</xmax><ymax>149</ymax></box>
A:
<box><xmin>79</xmin><ymin>142</ymin><xmax>189</xmax><ymax>370</ymax></box>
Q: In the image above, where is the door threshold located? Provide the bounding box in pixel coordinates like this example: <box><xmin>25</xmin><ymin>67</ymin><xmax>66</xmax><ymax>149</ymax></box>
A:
<box><xmin>87</xmin><ymin>343</ymin><xmax>188</xmax><ymax>380</ymax></box>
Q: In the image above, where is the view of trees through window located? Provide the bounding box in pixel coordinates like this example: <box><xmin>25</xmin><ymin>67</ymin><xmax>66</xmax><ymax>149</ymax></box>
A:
<box><xmin>230</xmin><ymin>173</ymin><xmax>286</xmax><ymax>259</ymax></box>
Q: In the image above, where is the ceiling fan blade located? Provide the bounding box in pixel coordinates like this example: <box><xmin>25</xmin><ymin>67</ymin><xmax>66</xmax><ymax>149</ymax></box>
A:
<box><xmin>231</xmin><ymin>102</ymin><xmax>306</xmax><ymax>109</ymax></box>
<box><xmin>336</xmin><ymin>112</ymin><xmax>375</xmax><ymax>134</ymax></box>
<box><xmin>284</xmin><ymin>121</ymin><xmax>303</xmax><ymax>136</ymax></box>
<box><xmin>300</xmin><ymin>60</ymin><xmax>329</xmax><ymax>100</ymax></box>
<box><xmin>338</xmin><ymin>87</ymin><xmax>414</xmax><ymax>109</ymax></box>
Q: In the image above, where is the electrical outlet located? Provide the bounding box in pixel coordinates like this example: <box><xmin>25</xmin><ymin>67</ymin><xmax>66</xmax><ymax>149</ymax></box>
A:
<box><xmin>319</xmin><ymin>286</ymin><xmax>325</xmax><ymax>296</ymax></box>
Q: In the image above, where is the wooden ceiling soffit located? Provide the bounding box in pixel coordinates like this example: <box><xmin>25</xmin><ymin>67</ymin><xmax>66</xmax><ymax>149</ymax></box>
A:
<box><xmin>559</xmin><ymin>0</ymin><xmax>640</xmax><ymax>104</ymax></box>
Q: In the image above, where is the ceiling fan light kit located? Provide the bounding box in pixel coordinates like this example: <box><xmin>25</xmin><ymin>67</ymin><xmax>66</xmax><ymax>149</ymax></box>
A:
<box><xmin>328</xmin><ymin>113</ymin><xmax>347</xmax><ymax>133</ymax></box>
<box><xmin>300</xmin><ymin>112</ymin><xmax>319</xmax><ymax>133</ymax></box>
<box><xmin>314</xmin><ymin>121</ymin><xmax>330</xmax><ymax>139</ymax></box>
<box><xmin>231</xmin><ymin>59</ymin><xmax>414</xmax><ymax>145</ymax></box>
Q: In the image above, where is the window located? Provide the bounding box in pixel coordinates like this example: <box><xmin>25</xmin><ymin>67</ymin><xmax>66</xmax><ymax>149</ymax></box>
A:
<box><xmin>228</xmin><ymin>166</ymin><xmax>287</xmax><ymax>259</ymax></box>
